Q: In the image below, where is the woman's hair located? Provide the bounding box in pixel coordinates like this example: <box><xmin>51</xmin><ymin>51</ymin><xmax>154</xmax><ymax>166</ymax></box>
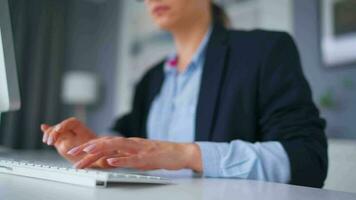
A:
<box><xmin>211</xmin><ymin>2</ymin><xmax>230</xmax><ymax>27</ymax></box>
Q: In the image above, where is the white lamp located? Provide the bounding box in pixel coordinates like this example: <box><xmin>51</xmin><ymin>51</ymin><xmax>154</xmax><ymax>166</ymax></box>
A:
<box><xmin>61</xmin><ymin>71</ymin><xmax>99</xmax><ymax>123</ymax></box>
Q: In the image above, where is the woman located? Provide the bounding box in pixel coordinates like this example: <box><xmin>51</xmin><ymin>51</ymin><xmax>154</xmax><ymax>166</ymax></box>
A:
<box><xmin>41</xmin><ymin>0</ymin><xmax>327</xmax><ymax>187</ymax></box>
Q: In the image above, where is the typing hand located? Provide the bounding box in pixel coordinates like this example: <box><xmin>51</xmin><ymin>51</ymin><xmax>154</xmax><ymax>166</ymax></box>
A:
<box><xmin>66</xmin><ymin>136</ymin><xmax>203</xmax><ymax>172</ymax></box>
<box><xmin>41</xmin><ymin>117</ymin><xmax>106</xmax><ymax>167</ymax></box>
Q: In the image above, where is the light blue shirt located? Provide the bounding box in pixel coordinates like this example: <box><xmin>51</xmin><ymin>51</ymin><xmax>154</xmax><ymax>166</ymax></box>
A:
<box><xmin>147</xmin><ymin>28</ymin><xmax>291</xmax><ymax>183</ymax></box>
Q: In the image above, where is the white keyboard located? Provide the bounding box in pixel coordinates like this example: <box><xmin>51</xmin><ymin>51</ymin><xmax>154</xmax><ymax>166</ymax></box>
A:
<box><xmin>0</xmin><ymin>159</ymin><xmax>171</xmax><ymax>187</ymax></box>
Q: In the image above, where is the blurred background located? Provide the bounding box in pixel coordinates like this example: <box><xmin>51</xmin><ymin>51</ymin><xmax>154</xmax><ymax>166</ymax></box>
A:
<box><xmin>0</xmin><ymin>0</ymin><xmax>356</xmax><ymax>192</ymax></box>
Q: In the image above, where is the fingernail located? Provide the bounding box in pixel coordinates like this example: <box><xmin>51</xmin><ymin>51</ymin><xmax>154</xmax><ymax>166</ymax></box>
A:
<box><xmin>83</xmin><ymin>144</ymin><xmax>96</xmax><ymax>153</ymax></box>
<box><xmin>107</xmin><ymin>158</ymin><xmax>119</xmax><ymax>165</ymax></box>
<box><xmin>41</xmin><ymin>125</ymin><xmax>45</xmax><ymax>131</ymax></box>
<box><xmin>47</xmin><ymin>136</ymin><xmax>53</xmax><ymax>145</ymax></box>
<box><xmin>67</xmin><ymin>146</ymin><xmax>81</xmax><ymax>155</ymax></box>
<box><xmin>74</xmin><ymin>161</ymin><xmax>82</xmax><ymax>169</ymax></box>
<box><xmin>42</xmin><ymin>133</ymin><xmax>49</xmax><ymax>143</ymax></box>
<box><xmin>54</xmin><ymin>125</ymin><xmax>62</xmax><ymax>132</ymax></box>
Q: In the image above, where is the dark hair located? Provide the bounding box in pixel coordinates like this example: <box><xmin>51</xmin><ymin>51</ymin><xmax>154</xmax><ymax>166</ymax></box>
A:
<box><xmin>211</xmin><ymin>2</ymin><xmax>230</xmax><ymax>27</ymax></box>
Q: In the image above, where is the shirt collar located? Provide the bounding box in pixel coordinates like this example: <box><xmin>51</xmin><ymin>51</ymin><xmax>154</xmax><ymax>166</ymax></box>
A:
<box><xmin>164</xmin><ymin>26</ymin><xmax>212</xmax><ymax>74</ymax></box>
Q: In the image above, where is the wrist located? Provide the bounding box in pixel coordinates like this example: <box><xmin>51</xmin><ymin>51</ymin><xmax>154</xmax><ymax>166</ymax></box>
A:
<box><xmin>181</xmin><ymin>143</ymin><xmax>203</xmax><ymax>173</ymax></box>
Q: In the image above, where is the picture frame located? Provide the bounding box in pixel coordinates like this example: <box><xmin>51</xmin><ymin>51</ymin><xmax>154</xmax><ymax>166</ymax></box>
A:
<box><xmin>321</xmin><ymin>0</ymin><xmax>356</xmax><ymax>67</ymax></box>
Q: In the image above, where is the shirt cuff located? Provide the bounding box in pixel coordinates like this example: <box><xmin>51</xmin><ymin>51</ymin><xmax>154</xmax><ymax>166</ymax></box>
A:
<box><xmin>195</xmin><ymin>142</ymin><xmax>228</xmax><ymax>177</ymax></box>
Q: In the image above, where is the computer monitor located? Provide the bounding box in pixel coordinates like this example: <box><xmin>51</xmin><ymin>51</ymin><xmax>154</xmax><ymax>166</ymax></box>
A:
<box><xmin>0</xmin><ymin>0</ymin><xmax>21</xmax><ymax>112</ymax></box>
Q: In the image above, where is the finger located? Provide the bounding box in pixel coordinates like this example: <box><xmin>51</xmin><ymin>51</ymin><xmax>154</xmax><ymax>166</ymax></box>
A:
<box><xmin>81</xmin><ymin>137</ymin><xmax>141</xmax><ymax>155</ymax></box>
<box><xmin>47</xmin><ymin>124</ymin><xmax>66</xmax><ymax>146</ymax></box>
<box><xmin>42</xmin><ymin>126</ymin><xmax>54</xmax><ymax>144</ymax></box>
<box><xmin>41</xmin><ymin>124</ymin><xmax>51</xmax><ymax>132</ymax></box>
<box><xmin>74</xmin><ymin>152</ymin><xmax>106</xmax><ymax>169</ymax></box>
<box><xmin>46</xmin><ymin>118</ymin><xmax>81</xmax><ymax>146</ymax></box>
<box><xmin>41</xmin><ymin>123</ymin><xmax>58</xmax><ymax>144</ymax></box>
<box><xmin>107</xmin><ymin>155</ymin><xmax>145</xmax><ymax>169</ymax></box>
<box><xmin>92</xmin><ymin>155</ymin><xmax>120</xmax><ymax>169</ymax></box>
<box><xmin>67</xmin><ymin>145</ymin><xmax>87</xmax><ymax>156</ymax></box>
<box><xmin>41</xmin><ymin>124</ymin><xmax>50</xmax><ymax>143</ymax></box>
<box><xmin>66</xmin><ymin>137</ymin><xmax>104</xmax><ymax>156</ymax></box>
<box><xmin>67</xmin><ymin>138</ymin><xmax>109</xmax><ymax>155</ymax></box>
<box><xmin>66</xmin><ymin>139</ymin><xmax>96</xmax><ymax>156</ymax></box>
<box><xmin>67</xmin><ymin>136</ymin><xmax>142</xmax><ymax>156</ymax></box>
<box><xmin>46</xmin><ymin>124</ymin><xmax>64</xmax><ymax>146</ymax></box>
<box><xmin>92</xmin><ymin>157</ymin><xmax>110</xmax><ymax>168</ymax></box>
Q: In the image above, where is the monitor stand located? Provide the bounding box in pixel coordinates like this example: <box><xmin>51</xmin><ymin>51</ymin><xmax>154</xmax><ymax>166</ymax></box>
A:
<box><xmin>0</xmin><ymin>113</ymin><xmax>9</xmax><ymax>153</ymax></box>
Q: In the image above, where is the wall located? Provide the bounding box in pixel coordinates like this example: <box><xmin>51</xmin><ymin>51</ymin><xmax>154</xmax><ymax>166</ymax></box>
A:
<box><xmin>293</xmin><ymin>0</ymin><xmax>356</xmax><ymax>139</ymax></box>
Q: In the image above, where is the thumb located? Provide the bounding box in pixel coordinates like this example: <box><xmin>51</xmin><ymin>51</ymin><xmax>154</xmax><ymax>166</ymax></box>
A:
<box><xmin>41</xmin><ymin>124</ymin><xmax>51</xmax><ymax>132</ymax></box>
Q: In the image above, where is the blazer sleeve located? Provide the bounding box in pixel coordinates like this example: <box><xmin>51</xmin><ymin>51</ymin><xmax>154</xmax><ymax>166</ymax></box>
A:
<box><xmin>111</xmin><ymin>61</ymin><xmax>164</xmax><ymax>138</ymax></box>
<box><xmin>258</xmin><ymin>32</ymin><xmax>327</xmax><ymax>187</ymax></box>
<box><xmin>110</xmin><ymin>79</ymin><xmax>146</xmax><ymax>138</ymax></box>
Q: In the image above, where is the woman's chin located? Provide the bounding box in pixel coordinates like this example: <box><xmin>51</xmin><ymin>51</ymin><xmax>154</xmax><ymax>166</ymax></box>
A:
<box><xmin>154</xmin><ymin>19</ymin><xmax>177</xmax><ymax>31</ymax></box>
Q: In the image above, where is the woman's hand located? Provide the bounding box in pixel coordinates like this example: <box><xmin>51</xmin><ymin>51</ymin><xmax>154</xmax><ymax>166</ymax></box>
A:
<box><xmin>67</xmin><ymin>137</ymin><xmax>203</xmax><ymax>172</ymax></box>
<box><xmin>41</xmin><ymin>117</ymin><xmax>98</xmax><ymax>165</ymax></box>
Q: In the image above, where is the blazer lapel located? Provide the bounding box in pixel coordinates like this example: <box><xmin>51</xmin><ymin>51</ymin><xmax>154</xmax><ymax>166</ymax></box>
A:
<box><xmin>195</xmin><ymin>24</ymin><xmax>229</xmax><ymax>141</ymax></box>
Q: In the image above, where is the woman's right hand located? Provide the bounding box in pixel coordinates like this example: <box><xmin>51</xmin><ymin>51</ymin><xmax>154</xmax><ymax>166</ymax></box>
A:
<box><xmin>41</xmin><ymin>117</ymin><xmax>97</xmax><ymax>165</ymax></box>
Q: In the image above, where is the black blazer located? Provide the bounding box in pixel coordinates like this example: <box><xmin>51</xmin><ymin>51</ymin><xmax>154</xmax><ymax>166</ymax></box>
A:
<box><xmin>112</xmin><ymin>23</ymin><xmax>328</xmax><ymax>188</ymax></box>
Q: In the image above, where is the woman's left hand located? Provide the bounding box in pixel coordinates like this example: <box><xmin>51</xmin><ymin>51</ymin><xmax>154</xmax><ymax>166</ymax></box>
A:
<box><xmin>67</xmin><ymin>136</ymin><xmax>203</xmax><ymax>172</ymax></box>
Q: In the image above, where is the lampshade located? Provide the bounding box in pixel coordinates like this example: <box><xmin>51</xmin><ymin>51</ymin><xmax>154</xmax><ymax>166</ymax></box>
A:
<box><xmin>61</xmin><ymin>71</ymin><xmax>99</xmax><ymax>105</ymax></box>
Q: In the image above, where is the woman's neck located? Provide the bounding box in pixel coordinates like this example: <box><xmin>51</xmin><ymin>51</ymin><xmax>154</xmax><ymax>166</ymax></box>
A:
<box><xmin>171</xmin><ymin>13</ymin><xmax>212</xmax><ymax>73</ymax></box>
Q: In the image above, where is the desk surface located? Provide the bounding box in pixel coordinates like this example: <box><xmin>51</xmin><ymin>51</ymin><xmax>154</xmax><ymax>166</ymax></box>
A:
<box><xmin>0</xmin><ymin>151</ymin><xmax>356</xmax><ymax>200</ymax></box>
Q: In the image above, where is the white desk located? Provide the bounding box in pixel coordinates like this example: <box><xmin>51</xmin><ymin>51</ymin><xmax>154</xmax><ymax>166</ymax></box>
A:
<box><xmin>0</xmin><ymin>151</ymin><xmax>355</xmax><ymax>200</ymax></box>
